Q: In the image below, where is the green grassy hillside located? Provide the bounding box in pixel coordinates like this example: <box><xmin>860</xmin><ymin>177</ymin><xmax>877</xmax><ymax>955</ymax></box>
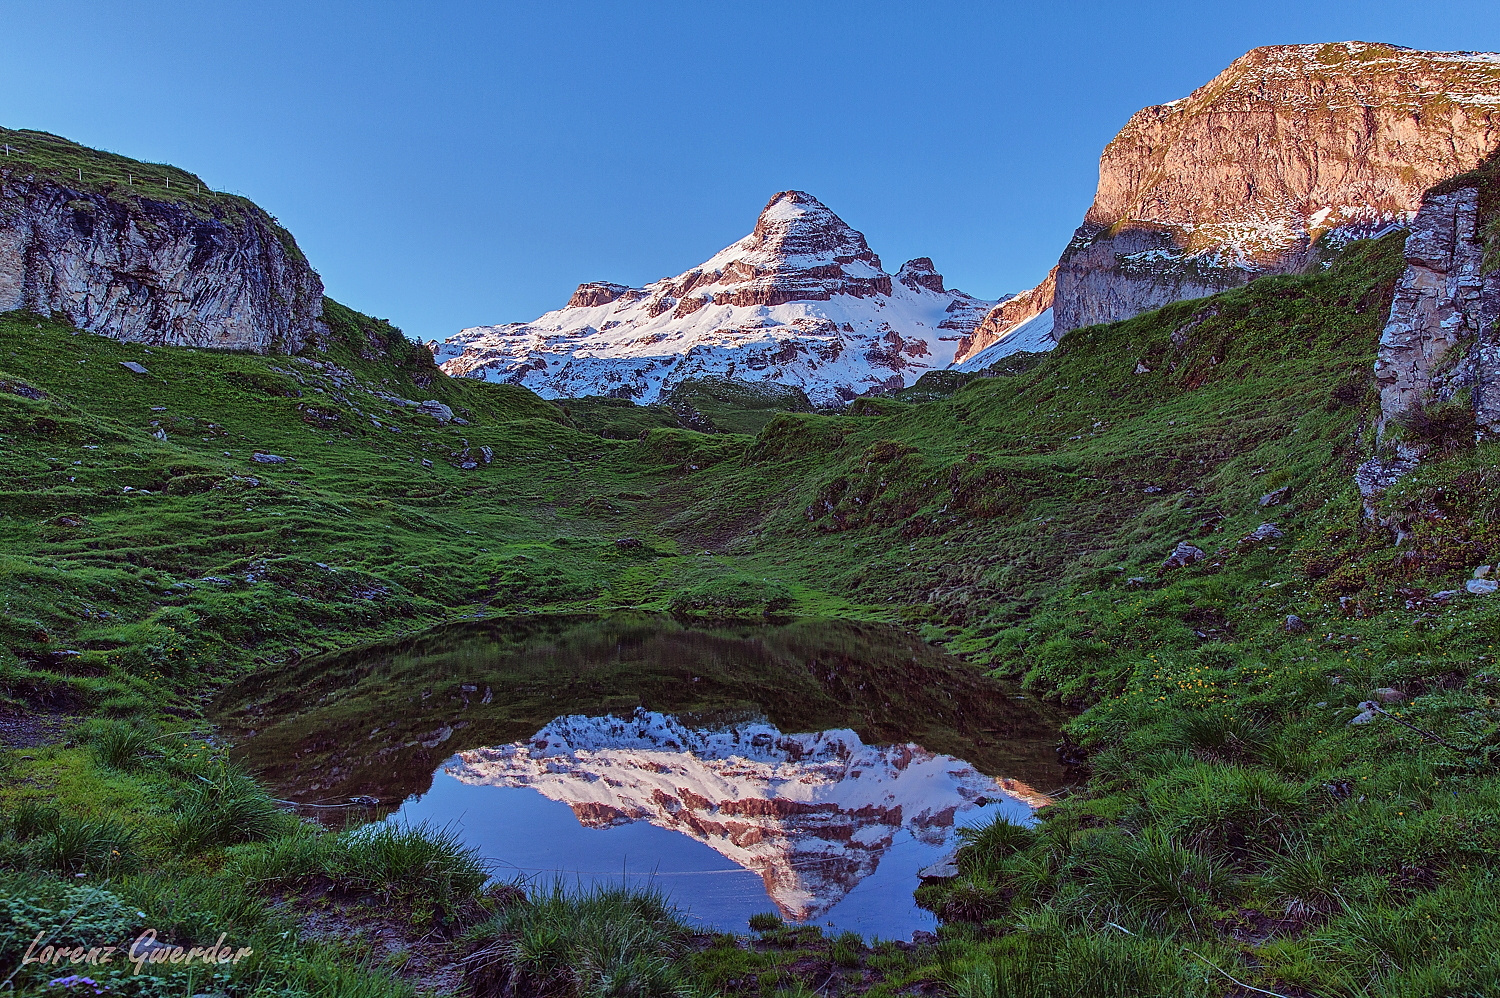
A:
<box><xmin>3</xmin><ymin>226</ymin><xmax>1500</xmax><ymax>995</ymax></box>
<box><xmin>0</xmin><ymin>302</ymin><xmax>704</xmax><ymax>996</ymax></box>
<box><xmin>0</xmin><ymin>303</ymin><xmax>623</xmax><ymax>715</ymax></box>
<box><xmin>658</xmin><ymin>231</ymin><xmax>1500</xmax><ymax>995</ymax></box>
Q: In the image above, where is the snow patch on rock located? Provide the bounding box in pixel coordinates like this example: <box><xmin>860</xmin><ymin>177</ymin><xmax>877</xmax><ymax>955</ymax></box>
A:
<box><xmin>951</xmin><ymin>309</ymin><xmax>1056</xmax><ymax>371</ymax></box>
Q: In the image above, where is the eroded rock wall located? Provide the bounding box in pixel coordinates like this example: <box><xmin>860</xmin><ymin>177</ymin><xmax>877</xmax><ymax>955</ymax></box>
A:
<box><xmin>0</xmin><ymin>171</ymin><xmax>323</xmax><ymax>352</ymax></box>
<box><xmin>1356</xmin><ymin>174</ymin><xmax>1500</xmax><ymax>507</ymax></box>
<box><xmin>1053</xmin><ymin>42</ymin><xmax>1500</xmax><ymax>335</ymax></box>
<box><xmin>1374</xmin><ymin>187</ymin><xmax>1500</xmax><ymax>449</ymax></box>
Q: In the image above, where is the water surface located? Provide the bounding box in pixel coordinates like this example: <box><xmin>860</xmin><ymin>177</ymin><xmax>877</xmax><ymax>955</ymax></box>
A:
<box><xmin>219</xmin><ymin>614</ymin><xmax>1065</xmax><ymax>937</ymax></box>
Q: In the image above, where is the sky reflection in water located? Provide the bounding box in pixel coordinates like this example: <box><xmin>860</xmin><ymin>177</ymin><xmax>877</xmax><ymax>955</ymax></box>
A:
<box><xmin>387</xmin><ymin>708</ymin><xmax>1040</xmax><ymax>938</ymax></box>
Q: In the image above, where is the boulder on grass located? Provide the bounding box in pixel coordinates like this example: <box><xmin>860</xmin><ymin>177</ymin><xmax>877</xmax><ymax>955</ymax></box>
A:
<box><xmin>1162</xmin><ymin>542</ymin><xmax>1206</xmax><ymax>569</ymax></box>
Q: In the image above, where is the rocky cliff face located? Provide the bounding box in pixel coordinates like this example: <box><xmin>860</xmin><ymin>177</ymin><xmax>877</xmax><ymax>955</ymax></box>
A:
<box><xmin>1356</xmin><ymin>159</ymin><xmax>1500</xmax><ymax>503</ymax></box>
<box><xmin>1051</xmin><ymin>42</ymin><xmax>1500</xmax><ymax>335</ymax></box>
<box><xmin>1375</xmin><ymin>186</ymin><xmax>1500</xmax><ymax>445</ymax></box>
<box><xmin>0</xmin><ymin>128</ymin><xmax>323</xmax><ymax>352</ymax></box>
<box><xmin>434</xmin><ymin>191</ymin><xmax>993</xmax><ymax>404</ymax></box>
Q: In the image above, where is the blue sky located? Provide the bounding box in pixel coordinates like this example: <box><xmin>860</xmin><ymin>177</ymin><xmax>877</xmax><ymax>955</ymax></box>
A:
<box><xmin>0</xmin><ymin>1</ymin><xmax>1494</xmax><ymax>340</ymax></box>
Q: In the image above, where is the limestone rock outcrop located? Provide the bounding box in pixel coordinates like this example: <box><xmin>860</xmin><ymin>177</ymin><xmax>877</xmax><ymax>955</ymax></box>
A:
<box><xmin>566</xmin><ymin>282</ymin><xmax>632</xmax><ymax>309</ymax></box>
<box><xmin>1356</xmin><ymin>160</ymin><xmax>1500</xmax><ymax>503</ymax></box>
<box><xmin>0</xmin><ymin>128</ymin><xmax>323</xmax><ymax>352</ymax></box>
<box><xmin>435</xmin><ymin>191</ymin><xmax>994</xmax><ymax>404</ymax></box>
<box><xmin>1373</xmin><ymin>184</ymin><xmax>1500</xmax><ymax>451</ymax></box>
<box><xmin>1051</xmin><ymin>42</ymin><xmax>1500</xmax><ymax>335</ymax></box>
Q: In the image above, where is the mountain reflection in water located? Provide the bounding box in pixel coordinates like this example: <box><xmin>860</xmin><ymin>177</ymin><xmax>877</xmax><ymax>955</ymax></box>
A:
<box><xmin>218</xmin><ymin>614</ymin><xmax>1067</xmax><ymax>936</ymax></box>
<box><xmin>395</xmin><ymin>709</ymin><xmax>1043</xmax><ymax>933</ymax></box>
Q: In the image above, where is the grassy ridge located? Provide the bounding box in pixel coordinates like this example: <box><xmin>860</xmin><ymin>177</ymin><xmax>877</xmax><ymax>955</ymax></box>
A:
<box><xmin>0</xmin><ymin>126</ymin><xmax>309</xmax><ymax>264</ymax></box>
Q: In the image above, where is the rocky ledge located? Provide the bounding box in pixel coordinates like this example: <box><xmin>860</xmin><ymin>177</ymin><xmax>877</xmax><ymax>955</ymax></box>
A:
<box><xmin>1050</xmin><ymin>42</ymin><xmax>1500</xmax><ymax>335</ymax></box>
<box><xmin>0</xmin><ymin>128</ymin><xmax>323</xmax><ymax>352</ymax></box>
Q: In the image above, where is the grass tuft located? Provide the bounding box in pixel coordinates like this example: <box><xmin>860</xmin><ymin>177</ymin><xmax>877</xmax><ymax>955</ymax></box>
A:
<box><xmin>747</xmin><ymin>912</ymin><xmax>783</xmax><ymax>932</ymax></box>
<box><xmin>77</xmin><ymin>717</ymin><xmax>159</xmax><ymax>770</ymax></box>
<box><xmin>465</xmin><ymin>879</ymin><xmax>691</xmax><ymax>998</ymax></box>
<box><xmin>228</xmin><ymin>820</ymin><xmax>488</xmax><ymax>910</ymax></box>
<box><xmin>169</xmin><ymin>765</ymin><xmax>297</xmax><ymax>849</ymax></box>
<box><xmin>31</xmin><ymin>815</ymin><xmax>136</xmax><ymax>875</ymax></box>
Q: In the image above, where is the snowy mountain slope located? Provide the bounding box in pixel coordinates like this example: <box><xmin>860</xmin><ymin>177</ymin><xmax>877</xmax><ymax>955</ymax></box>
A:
<box><xmin>445</xmin><ymin>709</ymin><xmax>1047</xmax><ymax>921</ymax></box>
<box><xmin>952</xmin><ymin>266</ymin><xmax>1058</xmax><ymax>368</ymax></box>
<box><xmin>434</xmin><ymin>191</ymin><xmax>996</xmax><ymax>405</ymax></box>
<box><xmin>950</xmin><ymin>308</ymin><xmax>1055</xmax><ymax>372</ymax></box>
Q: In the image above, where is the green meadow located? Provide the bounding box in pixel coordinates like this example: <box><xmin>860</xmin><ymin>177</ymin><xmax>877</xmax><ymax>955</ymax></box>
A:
<box><xmin>4</xmin><ymin>227</ymin><xmax>1500</xmax><ymax>996</ymax></box>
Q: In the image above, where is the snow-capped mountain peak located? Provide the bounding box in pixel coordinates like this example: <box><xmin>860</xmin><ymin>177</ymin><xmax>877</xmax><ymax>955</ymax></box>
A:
<box><xmin>433</xmin><ymin>192</ymin><xmax>995</xmax><ymax>404</ymax></box>
<box><xmin>688</xmin><ymin>190</ymin><xmax>890</xmax><ymax>303</ymax></box>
